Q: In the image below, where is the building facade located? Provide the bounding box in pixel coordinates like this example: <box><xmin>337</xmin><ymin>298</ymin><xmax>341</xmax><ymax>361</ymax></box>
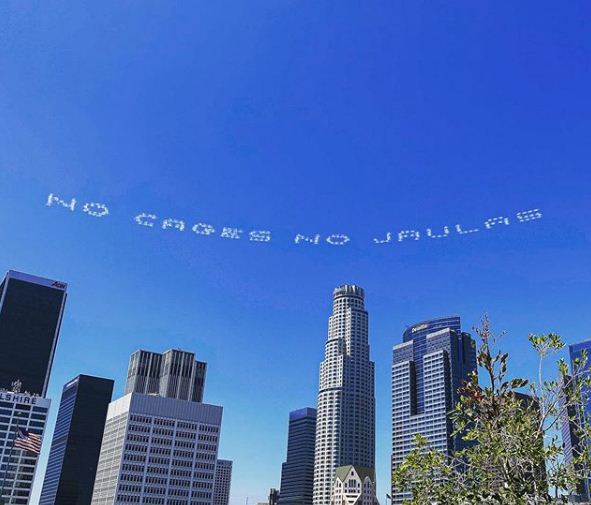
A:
<box><xmin>125</xmin><ymin>350</ymin><xmax>207</xmax><ymax>403</ymax></box>
<box><xmin>569</xmin><ymin>340</ymin><xmax>591</xmax><ymax>422</ymax></box>
<box><xmin>0</xmin><ymin>270</ymin><xmax>67</xmax><ymax>396</ymax></box>
<box><xmin>559</xmin><ymin>340</ymin><xmax>591</xmax><ymax>502</ymax></box>
<box><xmin>329</xmin><ymin>466</ymin><xmax>378</xmax><ymax>505</ymax></box>
<box><xmin>39</xmin><ymin>375</ymin><xmax>115</xmax><ymax>505</ymax></box>
<box><xmin>313</xmin><ymin>285</ymin><xmax>375</xmax><ymax>505</ymax></box>
<box><xmin>213</xmin><ymin>459</ymin><xmax>232</xmax><ymax>505</ymax></box>
<box><xmin>91</xmin><ymin>393</ymin><xmax>222</xmax><ymax>505</ymax></box>
<box><xmin>269</xmin><ymin>489</ymin><xmax>280</xmax><ymax>505</ymax></box>
<box><xmin>0</xmin><ymin>389</ymin><xmax>51</xmax><ymax>505</ymax></box>
<box><xmin>391</xmin><ymin>316</ymin><xmax>476</xmax><ymax>504</ymax></box>
<box><xmin>278</xmin><ymin>408</ymin><xmax>316</xmax><ymax>505</ymax></box>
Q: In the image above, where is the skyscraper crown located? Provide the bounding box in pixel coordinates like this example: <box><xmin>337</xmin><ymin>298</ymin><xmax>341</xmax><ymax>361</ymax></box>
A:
<box><xmin>332</xmin><ymin>284</ymin><xmax>364</xmax><ymax>299</ymax></box>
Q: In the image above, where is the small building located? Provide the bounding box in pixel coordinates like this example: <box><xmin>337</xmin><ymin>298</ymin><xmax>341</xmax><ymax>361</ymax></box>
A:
<box><xmin>329</xmin><ymin>466</ymin><xmax>379</xmax><ymax>505</ymax></box>
<box><xmin>213</xmin><ymin>459</ymin><xmax>233</xmax><ymax>505</ymax></box>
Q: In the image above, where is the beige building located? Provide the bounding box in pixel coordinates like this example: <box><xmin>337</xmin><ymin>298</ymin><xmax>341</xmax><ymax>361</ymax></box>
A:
<box><xmin>329</xmin><ymin>466</ymin><xmax>378</xmax><ymax>505</ymax></box>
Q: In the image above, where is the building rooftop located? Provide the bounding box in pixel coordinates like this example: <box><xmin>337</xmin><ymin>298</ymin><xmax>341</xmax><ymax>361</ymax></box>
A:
<box><xmin>334</xmin><ymin>465</ymin><xmax>375</xmax><ymax>483</ymax></box>
<box><xmin>5</xmin><ymin>270</ymin><xmax>67</xmax><ymax>290</ymax></box>
<box><xmin>333</xmin><ymin>284</ymin><xmax>364</xmax><ymax>299</ymax></box>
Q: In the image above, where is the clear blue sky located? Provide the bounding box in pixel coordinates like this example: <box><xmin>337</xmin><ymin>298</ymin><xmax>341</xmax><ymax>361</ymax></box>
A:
<box><xmin>1</xmin><ymin>1</ymin><xmax>590</xmax><ymax>503</ymax></box>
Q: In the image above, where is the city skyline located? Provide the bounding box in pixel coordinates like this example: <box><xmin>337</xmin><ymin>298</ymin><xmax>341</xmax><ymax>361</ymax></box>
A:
<box><xmin>1</xmin><ymin>1</ymin><xmax>590</xmax><ymax>503</ymax></box>
<box><xmin>2</xmin><ymin>272</ymin><xmax>585</xmax><ymax>504</ymax></box>
<box><xmin>0</xmin><ymin>267</ymin><xmax>589</xmax><ymax>505</ymax></box>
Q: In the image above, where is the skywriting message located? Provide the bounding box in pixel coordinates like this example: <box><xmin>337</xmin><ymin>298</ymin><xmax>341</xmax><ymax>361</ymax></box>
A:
<box><xmin>45</xmin><ymin>192</ymin><xmax>544</xmax><ymax>248</ymax></box>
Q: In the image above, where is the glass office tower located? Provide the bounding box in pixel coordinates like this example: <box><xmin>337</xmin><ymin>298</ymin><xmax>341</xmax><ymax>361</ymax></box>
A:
<box><xmin>279</xmin><ymin>408</ymin><xmax>317</xmax><ymax>505</ymax></box>
<box><xmin>0</xmin><ymin>270</ymin><xmax>67</xmax><ymax>396</ymax></box>
<box><xmin>391</xmin><ymin>316</ymin><xmax>476</xmax><ymax>504</ymax></box>
<box><xmin>39</xmin><ymin>375</ymin><xmax>114</xmax><ymax>505</ymax></box>
<box><xmin>559</xmin><ymin>340</ymin><xmax>591</xmax><ymax>502</ymax></box>
<box><xmin>570</xmin><ymin>340</ymin><xmax>591</xmax><ymax>421</ymax></box>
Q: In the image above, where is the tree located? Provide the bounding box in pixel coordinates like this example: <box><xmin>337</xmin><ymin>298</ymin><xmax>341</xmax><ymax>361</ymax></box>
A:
<box><xmin>392</xmin><ymin>316</ymin><xmax>591</xmax><ymax>504</ymax></box>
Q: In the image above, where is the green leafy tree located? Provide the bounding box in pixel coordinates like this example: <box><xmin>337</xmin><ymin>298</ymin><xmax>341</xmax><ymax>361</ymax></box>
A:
<box><xmin>392</xmin><ymin>316</ymin><xmax>591</xmax><ymax>504</ymax></box>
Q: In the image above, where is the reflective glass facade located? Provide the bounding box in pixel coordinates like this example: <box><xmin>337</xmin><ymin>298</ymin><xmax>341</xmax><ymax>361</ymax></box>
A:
<box><xmin>570</xmin><ymin>340</ymin><xmax>591</xmax><ymax>422</ymax></box>
<box><xmin>391</xmin><ymin>316</ymin><xmax>476</xmax><ymax>504</ymax></box>
<box><xmin>279</xmin><ymin>408</ymin><xmax>316</xmax><ymax>505</ymax></box>
<box><xmin>39</xmin><ymin>375</ymin><xmax>114</xmax><ymax>505</ymax></box>
<box><xmin>560</xmin><ymin>340</ymin><xmax>591</xmax><ymax>501</ymax></box>
<box><xmin>0</xmin><ymin>271</ymin><xmax>67</xmax><ymax>396</ymax></box>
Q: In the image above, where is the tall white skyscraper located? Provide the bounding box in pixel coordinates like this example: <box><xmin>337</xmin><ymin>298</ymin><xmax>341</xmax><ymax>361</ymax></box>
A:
<box><xmin>313</xmin><ymin>285</ymin><xmax>376</xmax><ymax>505</ymax></box>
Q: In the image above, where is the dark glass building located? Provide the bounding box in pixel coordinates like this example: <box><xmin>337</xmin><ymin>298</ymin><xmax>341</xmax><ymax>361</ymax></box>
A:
<box><xmin>269</xmin><ymin>488</ymin><xmax>280</xmax><ymax>505</ymax></box>
<box><xmin>391</xmin><ymin>316</ymin><xmax>477</xmax><ymax>504</ymax></box>
<box><xmin>0</xmin><ymin>270</ymin><xmax>67</xmax><ymax>396</ymax></box>
<box><xmin>125</xmin><ymin>349</ymin><xmax>207</xmax><ymax>402</ymax></box>
<box><xmin>39</xmin><ymin>375</ymin><xmax>114</xmax><ymax>505</ymax></box>
<box><xmin>278</xmin><ymin>408</ymin><xmax>317</xmax><ymax>505</ymax></box>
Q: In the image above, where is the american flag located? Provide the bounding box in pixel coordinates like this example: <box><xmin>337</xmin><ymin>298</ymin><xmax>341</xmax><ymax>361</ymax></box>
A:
<box><xmin>14</xmin><ymin>428</ymin><xmax>42</xmax><ymax>455</ymax></box>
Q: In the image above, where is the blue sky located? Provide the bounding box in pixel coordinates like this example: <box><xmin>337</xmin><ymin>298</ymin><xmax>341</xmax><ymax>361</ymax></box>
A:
<box><xmin>1</xmin><ymin>1</ymin><xmax>590</xmax><ymax>503</ymax></box>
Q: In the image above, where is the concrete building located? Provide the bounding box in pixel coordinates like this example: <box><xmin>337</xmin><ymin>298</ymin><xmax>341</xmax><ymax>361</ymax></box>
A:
<box><xmin>329</xmin><ymin>466</ymin><xmax>378</xmax><ymax>505</ymax></box>
<box><xmin>391</xmin><ymin>316</ymin><xmax>476</xmax><ymax>504</ymax></box>
<box><xmin>39</xmin><ymin>375</ymin><xmax>114</xmax><ymax>505</ymax></box>
<box><xmin>0</xmin><ymin>388</ymin><xmax>51</xmax><ymax>505</ymax></box>
<box><xmin>125</xmin><ymin>349</ymin><xmax>207</xmax><ymax>403</ymax></box>
<box><xmin>279</xmin><ymin>408</ymin><xmax>316</xmax><ymax>505</ymax></box>
<box><xmin>313</xmin><ymin>285</ymin><xmax>375</xmax><ymax>505</ymax></box>
<box><xmin>90</xmin><ymin>393</ymin><xmax>222</xmax><ymax>505</ymax></box>
<box><xmin>213</xmin><ymin>460</ymin><xmax>232</xmax><ymax>505</ymax></box>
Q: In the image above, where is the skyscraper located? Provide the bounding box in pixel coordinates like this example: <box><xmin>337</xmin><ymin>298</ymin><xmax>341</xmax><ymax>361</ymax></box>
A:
<box><xmin>391</xmin><ymin>316</ymin><xmax>476</xmax><ymax>504</ymax></box>
<box><xmin>213</xmin><ymin>459</ymin><xmax>232</xmax><ymax>505</ymax></box>
<box><xmin>91</xmin><ymin>393</ymin><xmax>222</xmax><ymax>505</ymax></box>
<box><xmin>0</xmin><ymin>388</ymin><xmax>51</xmax><ymax>505</ymax></box>
<box><xmin>279</xmin><ymin>408</ymin><xmax>316</xmax><ymax>505</ymax></box>
<box><xmin>125</xmin><ymin>349</ymin><xmax>207</xmax><ymax>402</ymax></box>
<box><xmin>0</xmin><ymin>270</ymin><xmax>67</xmax><ymax>396</ymax></box>
<box><xmin>313</xmin><ymin>285</ymin><xmax>375</xmax><ymax>505</ymax></box>
<box><xmin>269</xmin><ymin>488</ymin><xmax>280</xmax><ymax>505</ymax></box>
<box><xmin>39</xmin><ymin>375</ymin><xmax>114</xmax><ymax>505</ymax></box>
<box><xmin>559</xmin><ymin>339</ymin><xmax>591</xmax><ymax>502</ymax></box>
<box><xmin>569</xmin><ymin>340</ymin><xmax>591</xmax><ymax>422</ymax></box>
